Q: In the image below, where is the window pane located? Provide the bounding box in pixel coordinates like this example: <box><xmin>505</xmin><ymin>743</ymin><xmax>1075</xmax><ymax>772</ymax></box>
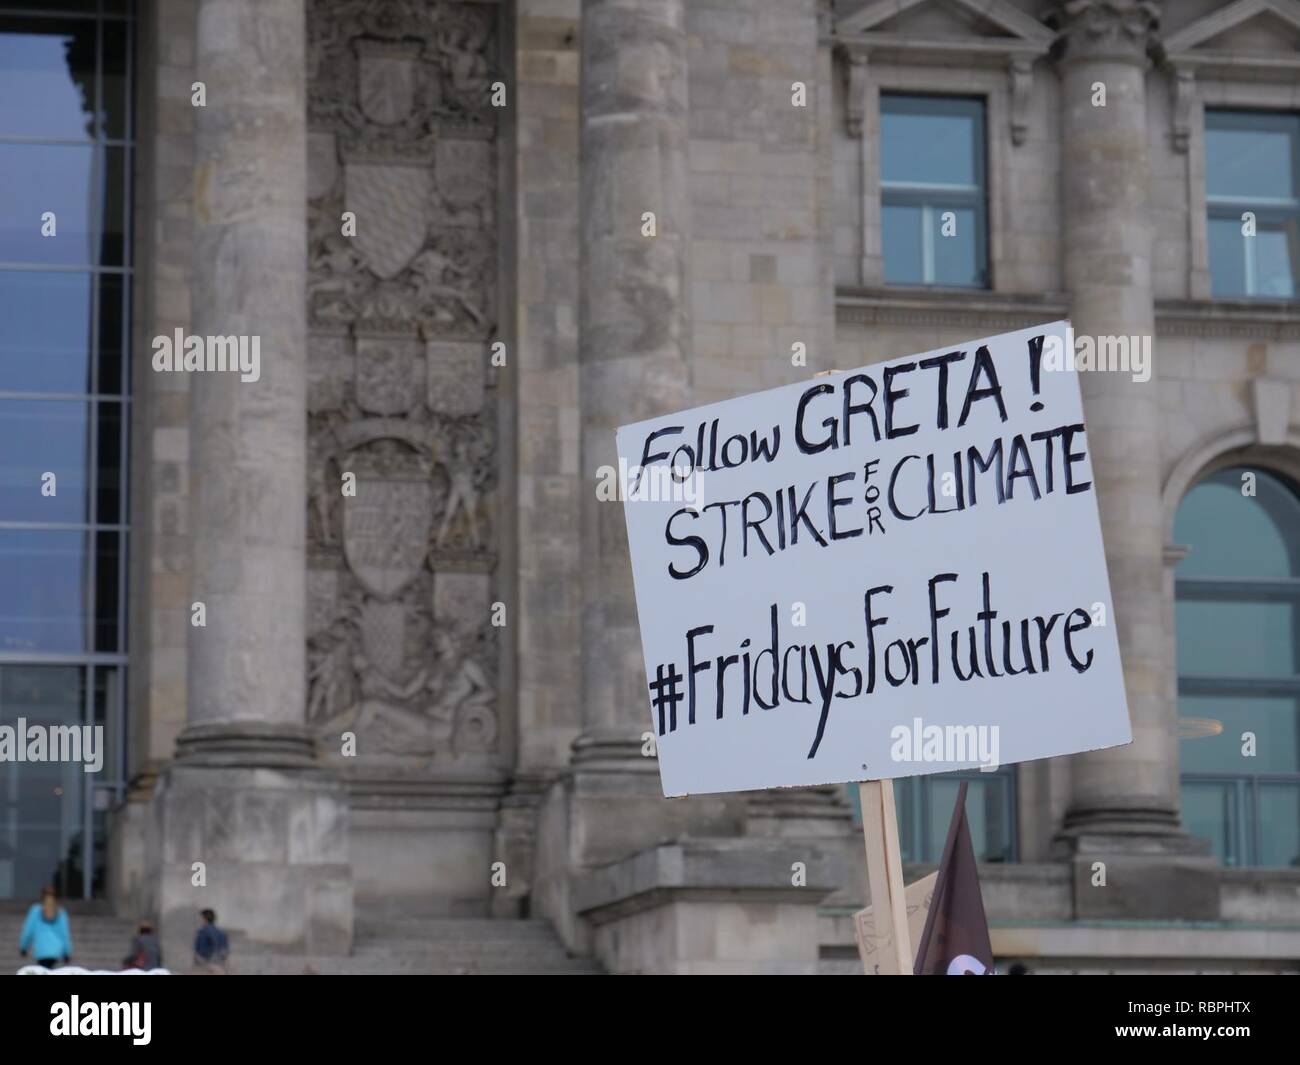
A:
<box><xmin>101</xmin><ymin>145</ymin><xmax>126</xmax><ymax>266</ymax></box>
<box><xmin>0</xmin><ymin>143</ymin><xmax>100</xmax><ymax>266</ymax></box>
<box><xmin>0</xmin><ymin>271</ymin><xmax>94</xmax><ymax>394</ymax></box>
<box><xmin>0</xmin><ymin>399</ymin><xmax>90</xmax><ymax>524</ymax></box>
<box><xmin>1174</xmin><ymin>469</ymin><xmax>1300</xmax><ymax>579</ymax></box>
<box><xmin>0</xmin><ymin>17</ymin><xmax>95</xmax><ymax>140</ymax></box>
<box><xmin>97</xmin><ymin>273</ymin><xmax>125</xmax><ymax>395</ymax></box>
<box><xmin>1175</xmin><ymin>599</ymin><xmax>1297</xmax><ymax>679</ymax></box>
<box><xmin>1255</xmin><ymin>223</ymin><xmax>1297</xmax><ymax>298</ymax></box>
<box><xmin>933</xmin><ymin>206</ymin><xmax>981</xmax><ymax>287</ymax></box>
<box><xmin>1258</xmin><ymin>784</ymin><xmax>1300</xmax><ymax>867</ymax></box>
<box><xmin>94</xmin><ymin>530</ymin><xmax>120</xmax><ymax>653</ymax></box>
<box><xmin>883</xmin><ymin>203</ymin><xmax>923</xmax><ymax>284</ymax></box>
<box><xmin>0</xmin><ymin>530</ymin><xmax>90</xmax><ymax>654</ymax></box>
<box><xmin>0</xmin><ymin>665</ymin><xmax>88</xmax><ymax>901</ymax></box>
<box><xmin>102</xmin><ymin>20</ymin><xmax>128</xmax><ymax>141</ymax></box>
<box><xmin>1206</xmin><ymin>113</ymin><xmax>1298</xmax><ymax>201</ymax></box>
<box><xmin>1181</xmin><ymin>780</ymin><xmax>1238</xmax><ymax>866</ymax></box>
<box><xmin>95</xmin><ymin>401</ymin><xmax>123</xmax><ymax>525</ymax></box>
<box><xmin>1208</xmin><ymin>215</ymin><xmax>1248</xmax><ymax>296</ymax></box>
<box><xmin>1180</xmin><ymin>695</ymin><xmax>1300</xmax><ymax>775</ymax></box>
<box><xmin>881</xmin><ymin>95</ymin><xmax>981</xmax><ymax>187</ymax></box>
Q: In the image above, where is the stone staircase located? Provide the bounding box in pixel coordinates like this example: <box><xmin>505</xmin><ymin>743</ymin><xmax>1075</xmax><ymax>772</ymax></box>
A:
<box><xmin>1</xmin><ymin>904</ymin><xmax>603</xmax><ymax>975</ymax></box>
<box><xmin>234</xmin><ymin>917</ymin><xmax>604</xmax><ymax>975</ymax></box>
<box><xmin>0</xmin><ymin>902</ymin><xmax>139</xmax><ymax>972</ymax></box>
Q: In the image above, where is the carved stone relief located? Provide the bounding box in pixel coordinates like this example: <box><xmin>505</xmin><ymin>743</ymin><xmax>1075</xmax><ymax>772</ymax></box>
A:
<box><xmin>305</xmin><ymin>0</ymin><xmax>501</xmax><ymax>770</ymax></box>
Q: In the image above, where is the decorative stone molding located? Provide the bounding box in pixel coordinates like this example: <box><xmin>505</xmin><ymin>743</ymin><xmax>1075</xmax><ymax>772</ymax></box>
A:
<box><xmin>1161</xmin><ymin>0</ymin><xmax>1300</xmax><ymax>75</ymax></box>
<box><xmin>842</xmin><ymin>48</ymin><xmax>868</xmax><ymax>137</ymax></box>
<box><xmin>835</xmin><ymin>0</ymin><xmax>1053</xmax><ymax>143</ymax></box>
<box><xmin>1170</xmin><ymin>64</ymin><xmax>1194</xmax><ymax>152</ymax></box>
<box><xmin>1008</xmin><ymin>56</ymin><xmax>1034</xmax><ymax>145</ymax></box>
<box><xmin>1253</xmin><ymin>377</ymin><xmax>1293</xmax><ymax>445</ymax></box>
<box><xmin>304</xmin><ymin>0</ymin><xmax>504</xmax><ymax>775</ymax></box>
<box><xmin>1048</xmin><ymin>0</ymin><xmax>1161</xmax><ymax>63</ymax></box>
<box><xmin>836</xmin><ymin>288</ymin><xmax>1069</xmax><ymax>331</ymax></box>
<box><xmin>1154</xmin><ymin>299</ymin><xmax>1300</xmax><ymax>340</ymax></box>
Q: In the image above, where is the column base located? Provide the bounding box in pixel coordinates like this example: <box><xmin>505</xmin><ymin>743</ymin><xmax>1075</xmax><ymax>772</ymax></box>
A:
<box><xmin>148</xmin><ymin>761</ymin><xmax>353</xmax><ymax>965</ymax></box>
<box><xmin>173</xmin><ymin>720</ymin><xmax>319</xmax><ymax>768</ymax></box>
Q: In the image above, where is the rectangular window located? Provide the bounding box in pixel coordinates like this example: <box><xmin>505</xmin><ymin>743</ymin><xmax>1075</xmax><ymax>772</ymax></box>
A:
<box><xmin>880</xmin><ymin>94</ymin><xmax>988</xmax><ymax>288</ymax></box>
<box><xmin>1205</xmin><ymin>109</ymin><xmax>1300</xmax><ymax>299</ymax></box>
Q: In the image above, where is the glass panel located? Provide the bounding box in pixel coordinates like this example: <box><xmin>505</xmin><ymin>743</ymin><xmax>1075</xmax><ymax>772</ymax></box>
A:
<box><xmin>0</xmin><ymin>399</ymin><xmax>90</xmax><ymax>523</ymax></box>
<box><xmin>1208</xmin><ymin>214</ymin><xmax>1248</xmax><ymax>297</ymax></box>
<box><xmin>927</xmin><ymin>773</ymin><xmax>1012</xmax><ymax>862</ymax></box>
<box><xmin>95</xmin><ymin>401</ymin><xmax>123</xmax><ymax>525</ymax></box>
<box><xmin>1179</xmin><ymin>694</ymin><xmax>1300</xmax><ymax>775</ymax></box>
<box><xmin>100</xmin><ymin>145</ymin><xmax>125</xmax><ymax>266</ymax></box>
<box><xmin>1255</xmin><ymin>223</ymin><xmax>1297</xmax><ymax>298</ymax></box>
<box><xmin>1205</xmin><ymin>113</ymin><xmax>1298</xmax><ymax>202</ymax></box>
<box><xmin>102</xmin><ymin>19</ymin><xmax>128</xmax><ymax>141</ymax></box>
<box><xmin>1258</xmin><ymin>783</ymin><xmax>1300</xmax><ymax>867</ymax></box>
<box><xmin>933</xmin><ymin>206</ymin><xmax>980</xmax><ymax>287</ymax></box>
<box><xmin>1174</xmin><ymin>469</ymin><xmax>1300</xmax><ymax>579</ymax></box>
<box><xmin>882</xmin><ymin>203</ymin><xmax>923</xmax><ymax>284</ymax></box>
<box><xmin>96</xmin><ymin>272</ymin><xmax>124</xmax><ymax>395</ymax></box>
<box><xmin>0</xmin><ymin>17</ymin><xmax>95</xmax><ymax>140</ymax></box>
<box><xmin>0</xmin><ymin>271</ymin><xmax>94</xmax><ymax>393</ymax></box>
<box><xmin>881</xmin><ymin>95</ymin><xmax>982</xmax><ymax>187</ymax></box>
<box><xmin>0</xmin><ymin>529</ymin><xmax>90</xmax><ymax>655</ymax></box>
<box><xmin>0</xmin><ymin>143</ymin><xmax>99</xmax><ymax>266</ymax></box>
<box><xmin>94</xmin><ymin>530</ymin><xmax>120</xmax><ymax>653</ymax></box>
<box><xmin>0</xmin><ymin>665</ymin><xmax>88</xmax><ymax>901</ymax></box>
<box><xmin>1175</xmin><ymin>599</ymin><xmax>1297</xmax><ymax>679</ymax></box>
<box><xmin>1182</xmin><ymin>779</ymin><xmax>1238</xmax><ymax>866</ymax></box>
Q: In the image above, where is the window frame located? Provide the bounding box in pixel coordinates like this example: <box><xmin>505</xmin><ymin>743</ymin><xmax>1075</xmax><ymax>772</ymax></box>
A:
<box><xmin>1203</xmin><ymin>108</ymin><xmax>1300</xmax><ymax>300</ymax></box>
<box><xmin>879</xmin><ymin>92</ymin><xmax>990</xmax><ymax>289</ymax></box>
<box><xmin>1174</xmin><ymin>466</ymin><xmax>1300</xmax><ymax>868</ymax></box>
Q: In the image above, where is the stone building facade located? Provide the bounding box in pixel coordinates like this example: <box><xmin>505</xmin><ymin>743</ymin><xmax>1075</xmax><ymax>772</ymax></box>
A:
<box><xmin>4</xmin><ymin>0</ymin><xmax>1295</xmax><ymax>972</ymax></box>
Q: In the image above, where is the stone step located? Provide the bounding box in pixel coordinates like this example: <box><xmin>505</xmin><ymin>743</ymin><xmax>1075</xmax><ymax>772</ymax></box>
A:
<box><xmin>1</xmin><ymin>912</ymin><xmax>605</xmax><ymax>975</ymax></box>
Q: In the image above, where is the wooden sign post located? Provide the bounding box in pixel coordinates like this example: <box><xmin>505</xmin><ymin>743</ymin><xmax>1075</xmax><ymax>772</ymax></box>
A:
<box><xmin>858</xmin><ymin>779</ymin><xmax>912</xmax><ymax>975</ymax></box>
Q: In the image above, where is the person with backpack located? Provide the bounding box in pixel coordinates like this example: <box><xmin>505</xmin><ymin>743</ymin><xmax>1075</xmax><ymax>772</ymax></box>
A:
<box><xmin>122</xmin><ymin>918</ymin><xmax>162</xmax><ymax>971</ymax></box>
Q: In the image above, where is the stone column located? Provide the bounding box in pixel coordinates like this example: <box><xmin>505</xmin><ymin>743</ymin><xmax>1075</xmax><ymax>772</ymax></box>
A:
<box><xmin>541</xmin><ymin>2</ymin><xmax>734</xmax><ymax>938</ymax></box>
<box><xmin>577</xmin><ymin>0</ymin><xmax>691</xmax><ymax>759</ymax></box>
<box><xmin>149</xmin><ymin>0</ymin><xmax>352</xmax><ymax>959</ymax></box>
<box><xmin>1052</xmin><ymin>0</ymin><xmax>1214</xmax><ymax>916</ymax></box>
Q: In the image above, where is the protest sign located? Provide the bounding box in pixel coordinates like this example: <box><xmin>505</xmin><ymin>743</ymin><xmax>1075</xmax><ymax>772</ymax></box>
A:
<box><xmin>617</xmin><ymin>321</ymin><xmax>1131</xmax><ymax>797</ymax></box>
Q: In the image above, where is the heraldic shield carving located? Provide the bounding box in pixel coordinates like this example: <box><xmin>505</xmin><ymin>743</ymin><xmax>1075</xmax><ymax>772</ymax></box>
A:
<box><xmin>306</xmin><ymin>0</ymin><xmax>502</xmax><ymax>769</ymax></box>
<box><xmin>342</xmin><ymin>469</ymin><xmax>434</xmax><ymax>599</ymax></box>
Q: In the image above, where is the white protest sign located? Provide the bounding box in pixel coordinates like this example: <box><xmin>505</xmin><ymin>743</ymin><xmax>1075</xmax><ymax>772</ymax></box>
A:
<box><xmin>617</xmin><ymin>321</ymin><xmax>1131</xmax><ymax>797</ymax></box>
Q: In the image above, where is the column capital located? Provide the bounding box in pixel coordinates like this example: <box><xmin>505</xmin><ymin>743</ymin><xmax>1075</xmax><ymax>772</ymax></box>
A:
<box><xmin>1049</xmin><ymin>0</ymin><xmax>1161</xmax><ymax>65</ymax></box>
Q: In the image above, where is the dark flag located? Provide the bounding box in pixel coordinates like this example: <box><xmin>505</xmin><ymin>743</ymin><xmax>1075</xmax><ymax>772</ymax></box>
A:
<box><xmin>912</xmin><ymin>781</ymin><xmax>995</xmax><ymax>975</ymax></box>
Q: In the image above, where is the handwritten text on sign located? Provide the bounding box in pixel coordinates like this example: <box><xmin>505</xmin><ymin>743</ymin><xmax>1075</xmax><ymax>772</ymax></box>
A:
<box><xmin>618</xmin><ymin>322</ymin><xmax>1131</xmax><ymax>797</ymax></box>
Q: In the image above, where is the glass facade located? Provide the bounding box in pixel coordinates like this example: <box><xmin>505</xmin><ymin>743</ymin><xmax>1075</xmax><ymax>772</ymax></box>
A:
<box><xmin>1176</xmin><ymin>467</ymin><xmax>1300</xmax><ymax>868</ymax></box>
<box><xmin>0</xmin><ymin>0</ymin><xmax>132</xmax><ymax>900</ymax></box>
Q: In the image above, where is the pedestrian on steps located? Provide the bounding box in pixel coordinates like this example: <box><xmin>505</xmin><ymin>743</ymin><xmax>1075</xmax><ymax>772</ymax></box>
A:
<box><xmin>18</xmin><ymin>885</ymin><xmax>72</xmax><ymax>969</ymax></box>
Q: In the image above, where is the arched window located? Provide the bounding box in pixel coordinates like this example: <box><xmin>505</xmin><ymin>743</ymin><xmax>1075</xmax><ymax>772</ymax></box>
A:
<box><xmin>1175</xmin><ymin>466</ymin><xmax>1300</xmax><ymax>868</ymax></box>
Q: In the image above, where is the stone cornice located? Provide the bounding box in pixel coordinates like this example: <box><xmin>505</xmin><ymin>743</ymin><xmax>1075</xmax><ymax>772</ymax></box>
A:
<box><xmin>836</xmin><ymin>289</ymin><xmax>1300</xmax><ymax>339</ymax></box>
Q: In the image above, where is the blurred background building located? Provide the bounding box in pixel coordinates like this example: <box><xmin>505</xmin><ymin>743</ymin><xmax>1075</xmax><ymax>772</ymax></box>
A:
<box><xmin>0</xmin><ymin>0</ymin><xmax>1298</xmax><ymax>972</ymax></box>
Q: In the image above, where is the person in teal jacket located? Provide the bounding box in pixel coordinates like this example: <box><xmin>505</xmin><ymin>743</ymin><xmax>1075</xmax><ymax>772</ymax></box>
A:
<box><xmin>18</xmin><ymin>885</ymin><xmax>73</xmax><ymax>969</ymax></box>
